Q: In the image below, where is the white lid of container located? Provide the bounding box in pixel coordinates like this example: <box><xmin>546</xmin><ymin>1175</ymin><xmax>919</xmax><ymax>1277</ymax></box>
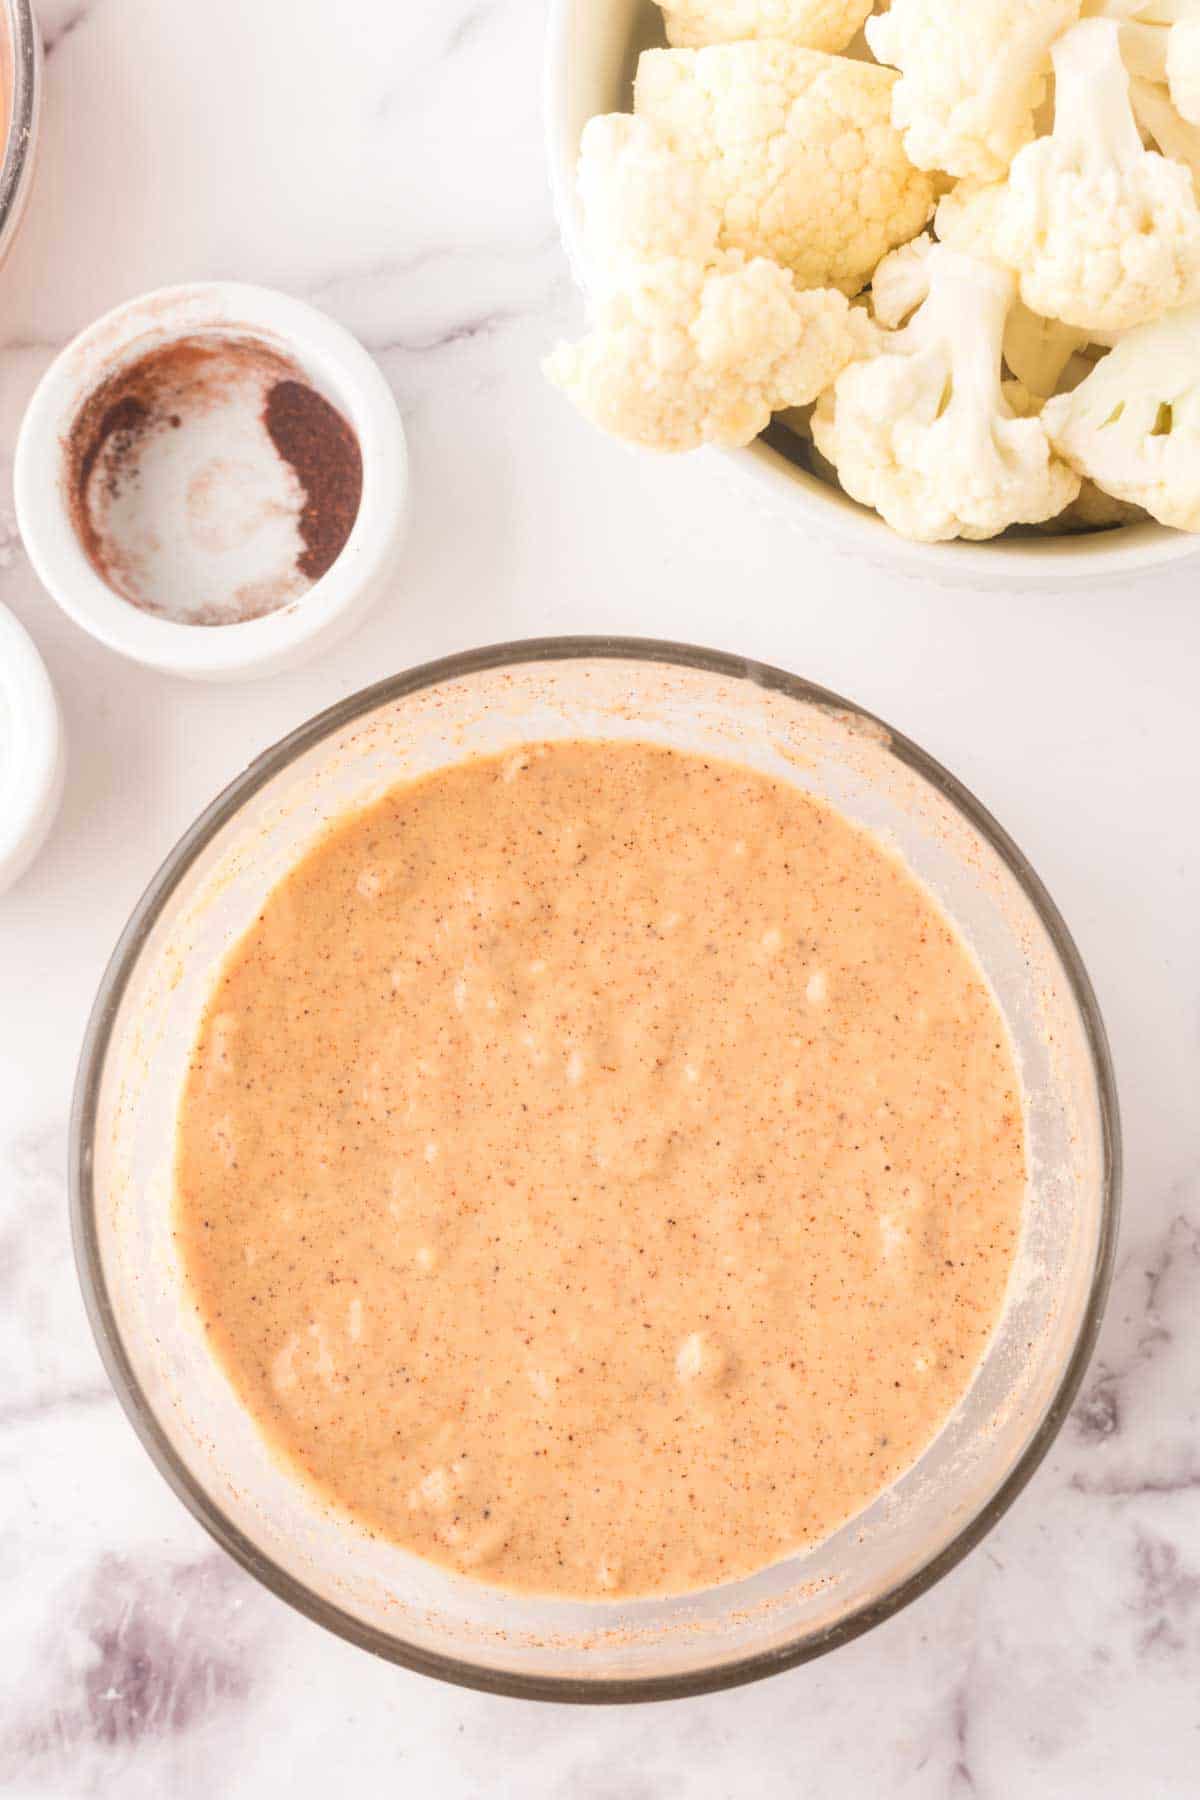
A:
<box><xmin>0</xmin><ymin>602</ymin><xmax>65</xmax><ymax>894</ymax></box>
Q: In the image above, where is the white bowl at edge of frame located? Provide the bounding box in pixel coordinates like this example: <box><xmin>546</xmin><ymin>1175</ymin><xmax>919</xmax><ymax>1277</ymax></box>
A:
<box><xmin>542</xmin><ymin>0</ymin><xmax>1198</xmax><ymax>587</ymax></box>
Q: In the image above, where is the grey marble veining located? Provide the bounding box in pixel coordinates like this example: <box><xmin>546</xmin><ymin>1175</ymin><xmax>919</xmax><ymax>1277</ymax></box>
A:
<box><xmin>0</xmin><ymin>2</ymin><xmax>1198</xmax><ymax>1795</ymax></box>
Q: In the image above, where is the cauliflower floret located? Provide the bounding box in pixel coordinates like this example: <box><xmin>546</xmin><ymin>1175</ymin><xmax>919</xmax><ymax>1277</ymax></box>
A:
<box><xmin>1000</xmin><ymin>376</ymin><xmax>1043</xmax><ymax>419</ymax></box>
<box><xmin>1104</xmin><ymin>0</ymin><xmax>1200</xmax><ymax>124</ymax></box>
<box><xmin>1128</xmin><ymin>69</ymin><xmax>1200</xmax><ymax>190</ymax></box>
<box><xmin>633</xmin><ymin>43</ymin><xmax>936</xmax><ymax>295</ymax></box>
<box><xmin>876</xmin><ymin>228</ymin><xmax>1088</xmax><ymax>396</ymax></box>
<box><xmin>870</xmin><ymin>234</ymin><xmax>935</xmax><ymax>327</ymax></box>
<box><xmin>1042</xmin><ymin>302</ymin><xmax>1200</xmax><ymax>526</ymax></box>
<box><xmin>812</xmin><ymin>245</ymin><xmax>1081</xmax><ymax>540</ymax></box>
<box><xmin>1010</xmin><ymin>374</ymin><xmax>1151</xmax><ymax>525</ymax></box>
<box><xmin>945</xmin><ymin>20</ymin><xmax>1200</xmax><ymax>333</ymax></box>
<box><xmin>1050</xmin><ymin>479</ymin><xmax>1151</xmax><ymax>528</ymax></box>
<box><xmin>1002</xmin><ymin>302</ymin><xmax>1091</xmax><ymax>397</ymax></box>
<box><xmin>1004</xmin><ymin>368</ymin><xmax>1146</xmax><ymax>525</ymax></box>
<box><xmin>866</xmin><ymin>0</ymin><xmax>1081</xmax><ymax>183</ymax></box>
<box><xmin>1170</xmin><ymin>17</ymin><xmax>1200</xmax><ymax>118</ymax></box>
<box><xmin>546</xmin><ymin>256</ymin><xmax>872</xmax><ymax>453</ymax></box>
<box><xmin>655</xmin><ymin>0</ymin><xmax>873</xmax><ymax>51</ymax></box>
<box><xmin>934</xmin><ymin>180</ymin><xmax>1007</xmax><ymax>258</ymax></box>
<box><xmin>576</xmin><ymin>113</ymin><xmax>721</xmax><ymax>280</ymax></box>
<box><xmin>548</xmin><ymin>89</ymin><xmax>872</xmax><ymax>453</ymax></box>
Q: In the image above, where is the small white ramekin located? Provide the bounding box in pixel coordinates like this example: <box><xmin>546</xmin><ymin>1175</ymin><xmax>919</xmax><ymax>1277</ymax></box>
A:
<box><xmin>14</xmin><ymin>283</ymin><xmax>409</xmax><ymax>680</ymax></box>
<box><xmin>0</xmin><ymin>601</ymin><xmax>65</xmax><ymax>894</ymax></box>
<box><xmin>544</xmin><ymin>0</ymin><xmax>1200</xmax><ymax>585</ymax></box>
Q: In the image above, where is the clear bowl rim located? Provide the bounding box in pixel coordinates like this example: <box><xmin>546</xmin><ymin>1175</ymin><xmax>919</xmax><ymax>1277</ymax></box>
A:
<box><xmin>69</xmin><ymin>636</ymin><xmax>1122</xmax><ymax>1703</ymax></box>
<box><xmin>0</xmin><ymin>0</ymin><xmax>38</xmax><ymax>248</ymax></box>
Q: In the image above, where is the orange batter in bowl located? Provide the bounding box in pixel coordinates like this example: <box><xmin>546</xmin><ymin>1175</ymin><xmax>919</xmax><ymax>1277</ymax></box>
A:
<box><xmin>175</xmin><ymin>741</ymin><xmax>1024</xmax><ymax>1599</ymax></box>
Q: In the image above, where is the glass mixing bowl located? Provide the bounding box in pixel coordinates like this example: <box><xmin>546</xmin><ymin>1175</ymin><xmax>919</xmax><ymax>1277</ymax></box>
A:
<box><xmin>0</xmin><ymin>0</ymin><xmax>40</xmax><ymax>267</ymax></box>
<box><xmin>71</xmin><ymin>640</ymin><xmax>1120</xmax><ymax>1701</ymax></box>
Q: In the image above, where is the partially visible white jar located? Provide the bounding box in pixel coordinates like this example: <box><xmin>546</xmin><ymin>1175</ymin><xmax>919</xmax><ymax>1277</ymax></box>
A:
<box><xmin>0</xmin><ymin>603</ymin><xmax>65</xmax><ymax>894</ymax></box>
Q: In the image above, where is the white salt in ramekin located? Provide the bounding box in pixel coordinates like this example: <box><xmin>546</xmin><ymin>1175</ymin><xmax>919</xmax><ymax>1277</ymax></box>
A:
<box><xmin>14</xmin><ymin>283</ymin><xmax>408</xmax><ymax>680</ymax></box>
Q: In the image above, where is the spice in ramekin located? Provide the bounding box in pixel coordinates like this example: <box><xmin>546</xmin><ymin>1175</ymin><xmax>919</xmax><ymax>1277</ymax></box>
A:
<box><xmin>65</xmin><ymin>336</ymin><xmax>363</xmax><ymax>626</ymax></box>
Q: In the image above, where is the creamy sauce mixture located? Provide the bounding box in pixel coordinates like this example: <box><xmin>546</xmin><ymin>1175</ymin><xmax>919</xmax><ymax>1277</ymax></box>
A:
<box><xmin>176</xmin><ymin>742</ymin><xmax>1025</xmax><ymax>1599</ymax></box>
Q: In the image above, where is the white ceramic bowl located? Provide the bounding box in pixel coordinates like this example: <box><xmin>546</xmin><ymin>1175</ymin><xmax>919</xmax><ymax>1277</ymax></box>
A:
<box><xmin>544</xmin><ymin>0</ymin><xmax>1198</xmax><ymax>584</ymax></box>
<box><xmin>14</xmin><ymin>284</ymin><xmax>408</xmax><ymax>681</ymax></box>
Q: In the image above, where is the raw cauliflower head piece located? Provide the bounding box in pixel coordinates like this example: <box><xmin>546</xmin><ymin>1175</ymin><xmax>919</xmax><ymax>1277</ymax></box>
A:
<box><xmin>545</xmin><ymin>257</ymin><xmax>872</xmax><ymax>453</ymax></box>
<box><xmin>934</xmin><ymin>181</ymin><xmax>1008</xmax><ymax>259</ymax></box>
<box><xmin>938</xmin><ymin>22</ymin><xmax>1200</xmax><ymax>332</ymax></box>
<box><xmin>812</xmin><ymin>246</ymin><xmax>1081</xmax><ymax>540</ymax></box>
<box><xmin>1042</xmin><ymin>302</ymin><xmax>1200</xmax><ymax>527</ymax></box>
<box><xmin>870</xmin><ymin>234</ymin><xmax>935</xmax><ymax>327</ymax></box>
<box><xmin>986</xmin><ymin>18</ymin><xmax>1200</xmax><ymax>332</ymax></box>
<box><xmin>655</xmin><ymin>0</ymin><xmax>873</xmax><ymax>52</ymax></box>
<box><xmin>1128</xmin><ymin>70</ymin><xmax>1200</xmax><ymax>191</ymax></box>
<box><xmin>1169</xmin><ymin>17</ymin><xmax>1200</xmax><ymax>119</ymax></box>
<box><xmin>1000</xmin><ymin>302</ymin><xmax>1091</xmax><ymax>398</ymax></box>
<box><xmin>1111</xmin><ymin>1</ymin><xmax>1200</xmax><ymax>126</ymax></box>
<box><xmin>873</xmin><ymin>230</ymin><xmax>1088</xmax><ymax>399</ymax></box>
<box><xmin>866</xmin><ymin>0</ymin><xmax>1082</xmax><ymax>183</ymax></box>
<box><xmin>938</xmin><ymin>183</ymin><xmax>1106</xmax><ymax>391</ymax></box>
<box><xmin>633</xmin><ymin>43</ymin><xmax>936</xmax><ymax>295</ymax></box>
<box><xmin>1050</xmin><ymin>479</ymin><xmax>1150</xmax><ymax>530</ymax></box>
<box><xmin>576</xmin><ymin>113</ymin><xmax>721</xmax><ymax>280</ymax></box>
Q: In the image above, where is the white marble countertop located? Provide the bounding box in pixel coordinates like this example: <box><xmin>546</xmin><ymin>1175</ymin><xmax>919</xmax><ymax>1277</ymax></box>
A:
<box><xmin>1</xmin><ymin>2</ymin><xmax>1197</xmax><ymax>1794</ymax></box>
